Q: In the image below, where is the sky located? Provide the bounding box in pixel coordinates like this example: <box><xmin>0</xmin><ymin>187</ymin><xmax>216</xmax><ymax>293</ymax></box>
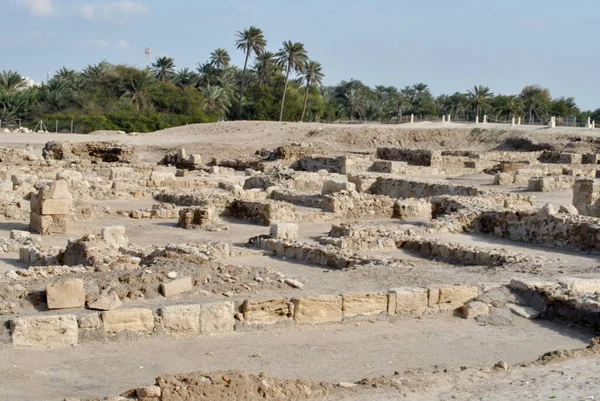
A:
<box><xmin>2</xmin><ymin>0</ymin><xmax>600</xmax><ymax>109</ymax></box>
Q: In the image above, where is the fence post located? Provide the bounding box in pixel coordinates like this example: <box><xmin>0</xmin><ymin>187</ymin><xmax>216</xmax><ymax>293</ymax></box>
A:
<box><xmin>475</xmin><ymin>116</ymin><xmax>479</xmax><ymax>124</ymax></box>
<box><xmin>588</xmin><ymin>117</ymin><xmax>592</xmax><ymax>129</ymax></box>
<box><xmin>549</xmin><ymin>116</ymin><xmax>556</xmax><ymax>128</ymax></box>
<box><xmin>442</xmin><ymin>115</ymin><xmax>446</xmax><ymax>123</ymax></box>
<box><xmin>70</xmin><ymin>120</ymin><xmax>73</xmax><ymax>134</ymax></box>
<box><xmin>447</xmin><ymin>114</ymin><xmax>451</xmax><ymax>123</ymax></box>
<box><xmin>518</xmin><ymin>117</ymin><xmax>521</xmax><ymax>125</ymax></box>
<box><xmin>511</xmin><ymin>117</ymin><xmax>515</xmax><ymax>126</ymax></box>
<box><xmin>483</xmin><ymin>115</ymin><xmax>487</xmax><ymax>124</ymax></box>
<box><xmin>55</xmin><ymin>120</ymin><xmax>58</xmax><ymax>133</ymax></box>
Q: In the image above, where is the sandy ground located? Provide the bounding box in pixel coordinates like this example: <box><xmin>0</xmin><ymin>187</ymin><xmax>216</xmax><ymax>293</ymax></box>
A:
<box><xmin>0</xmin><ymin>315</ymin><xmax>591</xmax><ymax>401</ymax></box>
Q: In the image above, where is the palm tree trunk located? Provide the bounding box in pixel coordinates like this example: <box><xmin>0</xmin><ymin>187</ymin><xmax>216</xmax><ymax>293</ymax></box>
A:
<box><xmin>238</xmin><ymin>49</ymin><xmax>251</xmax><ymax>120</ymax></box>
<box><xmin>279</xmin><ymin>64</ymin><xmax>291</xmax><ymax>122</ymax></box>
<box><xmin>300</xmin><ymin>78</ymin><xmax>311</xmax><ymax>122</ymax></box>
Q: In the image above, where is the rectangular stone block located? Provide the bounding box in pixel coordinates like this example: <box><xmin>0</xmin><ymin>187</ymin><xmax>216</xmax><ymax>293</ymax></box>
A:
<box><xmin>292</xmin><ymin>295</ymin><xmax>343</xmax><ymax>324</ymax></box>
<box><xmin>342</xmin><ymin>293</ymin><xmax>388</xmax><ymax>317</ymax></box>
<box><xmin>560</xmin><ymin>278</ymin><xmax>600</xmax><ymax>294</ymax></box>
<box><xmin>242</xmin><ymin>298</ymin><xmax>289</xmax><ymax>324</ymax></box>
<box><xmin>46</xmin><ymin>279</ymin><xmax>85</xmax><ymax>310</ymax></box>
<box><xmin>109</xmin><ymin>167</ymin><xmax>134</xmax><ymax>180</ymax></box>
<box><xmin>390</xmin><ymin>287</ymin><xmax>429</xmax><ymax>316</ymax></box>
<box><xmin>102</xmin><ymin>308</ymin><xmax>155</xmax><ymax>333</ymax></box>
<box><xmin>199</xmin><ymin>301</ymin><xmax>235</xmax><ymax>334</ymax></box>
<box><xmin>437</xmin><ymin>286</ymin><xmax>480</xmax><ymax>312</ymax></box>
<box><xmin>40</xmin><ymin>199</ymin><xmax>71</xmax><ymax>215</ymax></box>
<box><xmin>161</xmin><ymin>277</ymin><xmax>194</xmax><ymax>298</ymax></box>
<box><xmin>12</xmin><ymin>315</ymin><xmax>78</xmax><ymax>347</ymax></box>
<box><xmin>269</xmin><ymin>223</ymin><xmax>299</xmax><ymax>241</ymax></box>
<box><xmin>161</xmin><ymin>304</ymin><xmax>203</xmax><ymax>335</ymax></box>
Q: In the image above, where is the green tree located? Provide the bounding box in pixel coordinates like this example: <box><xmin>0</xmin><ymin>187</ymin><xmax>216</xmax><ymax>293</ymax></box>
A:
<box><xmin>0</xmin><ymin>70</ymin><xmax>27</xmax><ymax>94</ymax></box>
<box><xmin>254</xmin><ymin>51</ymin><xmax>279</xmax><ymax>87</ymax></box>
<box><xmin>520</xmin><ymin>85</ymin><xmax>551</xmax><ymax>123</ymax></box>
<box><xmin>300</xmin><ymin>60</ymin><xmax>324</xmax><ymax>122</ymax></box>
<box><xmin>235</xmin><ymin>26</ymin><xmax>267</xmax><ymax>119</ymax></box>
<box><xmin>120</xmin><ymin>70</ymin><xmax>156</xmax><ymax>111</ymax></box>
<box><xmin>202</xmin><ymin>85</ymin><xmax>231</xmax><ymax>118</ymax></box>
<box><xmin>277</xmin><ymin>40</ymin><xmax>308</xmax><ymax>121</ymax></box>
<box><xmin>151</xmin><ymin>56</ymin><xmax>176</xmax><ymax>82</ymax></box>
<box><xmin>467</xmin><ymin>85</ymin><xmax>493</xmax><ymax>119</ymax></box>
<box><xmin>174</xmin><ymin>68</ymin><xmax>200</xmax><ymax>88</ymax></box>
<box><xmin>210</xmin><ymin>48</ymin><xmax>231</xmax><ymax>69</ymax></box>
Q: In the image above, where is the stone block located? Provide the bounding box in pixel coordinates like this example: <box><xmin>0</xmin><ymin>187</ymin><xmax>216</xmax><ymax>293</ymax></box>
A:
<box><xmin>40</xmin><ymin>199</ymin><xmax>71</xmax><ymax>215</ymax></box>
<box><xmin>12</xmin><ymin>315</ymin><xmax>78</xmax><ymax>347</ymax></box>
<box><xmin>389</xmin><ymin>288</ymin><xmax>429</xmax><ymax>316</ymax></box>
<box><xmin>507</xmin><ymin>303</ymin><xmax>540</xmax><ymax>319</ymax></box>
<box><xmin>39</xmin><ymin>180</ymin><xmax>72</xmax><ymax>200</ymax></box>
<box><xmin>150</xmin><ymin>171</ymin><xmax>176</xmax><ymax>182</ymax></box>
<box><xmin>46</xmin><ymin>279</ymin><xmax>85</xmax><ymax>310</ymax></box>
<box><xmin>101</xmin><ymin>225</ymin><xmax>128</xmax><ymax>248</ymax></box>
<box><xmin>199</xmin><ymin>301</ymin><xmax>235</xmax><ymax>334</ymax></box>
<box><xmin>78</xmin><ymin>313</ymin><xmax>102</xmax><ymax>329</ymax></box>
<box><xmin>559</xmin><ymin>278</ymin><xmax>600</xmax><ymax>294</ymax></box>
<box><xmin>437</xmin><ymin>286</ymin><xmax>480</xmax><ymax>312</ymax></box>
<box><xmin>161</xmin><ymin>304</ymin><xmax>203</xmax><ymax>335</ymax></box>
<box><xmin>109</xmin><ymin>167</ymin><xmax>134</xmax><ymax>180</ymax></box>
<box><xmin>269</xmin><ymin>222</ymin><xmax>299</xmax><ymax>241</ymax></box>
<box><xmin>342</xmin><ymin>293</ymin><xmax>388</xmax><ymax>317</ymax></box>
<box><xmin>321</xmin><ymin>180</ymin><xmax>356</xmax><ymax>195</ymax></box>
<box><xmin>190</xmin><ymin>154</ymin><xmax>202</xmax><ymax>165</ymax></box>
<box><xmin>102</xmin><ymin>308</ymin><xmax>155</xmax><ymax>333</ymax></box>
<box><xmin>292</xmin><ymin>295</ymin><xmax>343</xmax><ymax>324</ymax></box>
<box><xmin>161</xmin><ymin>277</ymin><xmax>194</xmax><ymax>298</ymax></box>
<box><xmin>87</xmin><ymin>291</ymin><xmax>122</xmax><ymax>311</ymax></box>
<box><xmin>494</xmin><ymin>172</ymin><xmax>513</xmax><ymax>185</ymax></box>
<box><xmin>242</xmin><ymin>298</ymin><xmax>289</xmax><ymax>324</ymax></box>
<box><xmin>461</xmin><ymin>301</ymin><xmax>490</xmax><ymax>319</ymax></box>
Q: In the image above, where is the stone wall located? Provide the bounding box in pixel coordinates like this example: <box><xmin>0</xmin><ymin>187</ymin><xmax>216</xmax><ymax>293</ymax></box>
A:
<box><xmin>573</xmin><ymin>179</ymin><xmax>600</xmax><ymax>217</ymax></box>
<box><xmin>376</xmin><ymin>148</ymin><xmax>442</xmax><ymax>167</ymax></box>
<box><xmin>527</xmin><ymin>176</ymin><xmax>575</xmax><ymax>192</ymax></box>
<box><xmin>228</xmin><ymin>199</ymin><xmax>297</xmax><ymax>226</ymax></box>
<box><xmin>369</xmin><ymin>177</ymin><xmax>486</xmax><ymax>199</ymax></box>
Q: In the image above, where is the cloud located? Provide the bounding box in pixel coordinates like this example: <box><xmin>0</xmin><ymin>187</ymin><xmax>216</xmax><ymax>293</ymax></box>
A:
<box><xmin>81</xmin><ymin>39</ymin><xmax>110</xmax><ymax>47</ymax></box>
<box><xmin>75</xmin><ymin>1</ymin><xmax>149</xmax><ymax>21</ymax></box>
<box><xmin>114</xmin><ymin>39</ymin><xmax>129</xmax><ymax>49</ymax></box>
<box><xmin>11</xmin><ymin>0</ymin><xmax>55</xmax><ymax>17</ymax></box>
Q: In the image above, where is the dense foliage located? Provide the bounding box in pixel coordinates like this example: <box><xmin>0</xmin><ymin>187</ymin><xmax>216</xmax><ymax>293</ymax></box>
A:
<box><xmin>1</xmin><ymin>27</ymin><xmax>598</xmax><ymax>133</ymax></box>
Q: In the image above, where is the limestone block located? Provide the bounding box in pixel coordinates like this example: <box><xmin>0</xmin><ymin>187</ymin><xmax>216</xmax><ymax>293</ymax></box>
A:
<box><xmin>389</xmin><ymin>288</ymin><xmax>429</xmax><ymax>316</ymax></box>
<box><xmin>199</xmin><ymin>301</ymin><xmax>235</xmax><ymax>334</ymax></box>
<box><xmin>46</xmin><ymin>279</ymin><xmax>85</xmax><ymax>310</ymax></box>
<box><xmin>507</xmin><ymin>303</ymin><xmax>539</xmax><ymax>319</ymax></box>
<box><xmin>78</xmin><ymin>313</ymin><xmax>102</xmax><ymax>329</ymax></box>
<box><xmin>437</xmin><ymin>286</ymin><xmax>479</xmax><ymax>312</ymax></box>
<box><xmin>269</xmin><ymin>222</ymin><xmax>299</xmax><ymax>241</ymax></box>
<box><xmin>242</xmin><ymin>298</ymin><xmax>289</xmax><ymax>324</ymax></box>
<box><xmin>102</xmin><ymin>308</ymin><xmax>155</xmax><ymax>333</ymax></box>
<box><xmin>101</xmin><ymin>225</ymin><xmax>128</xmax><ymax>248</ymax></box>
<box><xmin>39</xmin><ymin>180</ymin><xmax>72</xmax><ymax>200</ymax></box>
<box><xmin>109</xmin><ymin>167</ymin><xmax>134</xmax><ymax>180</ymax></box>
<box><xmin>161</xmin><ymin>277</ymin><xmax>194</xmax><ymax>298</ymax></box>
<box><xmin>322</xmin><ymin>180</ymin><xmax>356</xmax><ymax>195</ymax></box>
<box><xmin>494</xmin><ymin>173</ymin><xmax>513</xmax><ymax>185</ymax></box>
<box><xmin>559</xmin><ymin>278</ymin><xmax>600</xmax><ymax>294</ymax></box>
<box><xmin>161</xmin><ymin>304</ymin><xmax>203</xmax><ymax>335</ymax></box>
<box><xmin>149</xmin><ymin>171</ymin><xmax>176</xmax><ymax>182</ymax></box>
<box><xmin>12</xmin><ymin>315</ymin><xmax>78</xmax><ymax>347</ymax></box>
<box><xmin>40</xmin><ymin>199</ymin><xmax>71</xmax><ymax>215</ymax></box>
<box><xmin>87</xmin><ymin>291</ymin><xmax>122</xmax><ymax>311</ymax></box>
<box><xmin>56</xmin><ymin>170</ymin><xmax>83</xmax><ymax>181</ymax></box>
<box><xmin>462</xmin><ymin>301</ymin><xmax>490</xmax><ymax>319</ymax></box>
<box><xmin>342</xmin><ymin>293</ymin><xmax>388</xmax><ymax>317</ymax></box>
<box><xmin>292</xmin><ymin>295</ymin><xmax>343</xmax><ymax>324</ymax></box>
<box><xmin>190</xmin><ymin>154</ymin><xmax>202</xmax><ymax>165</ymax></box>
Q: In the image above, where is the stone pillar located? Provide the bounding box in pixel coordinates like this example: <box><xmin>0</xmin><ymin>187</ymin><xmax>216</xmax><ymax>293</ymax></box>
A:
<box><xmin>483</xmin><ymin>115</ymin><xmax>488</xmax><ymax>124</ymax></box>
<box><xmin>549</xmin><ymin>116</ymin><xmax>556</xmax><ymax>128</ymax></box>
<box><xmin>518</xmin><ymin>117</ymin><xmax>521</xmax><ymax>125</ymax></box>
<box><xmin>511</xmin><ymin>117</ymin><xmax>515</xmax><ymax>126</ymax></box>
<box><xmin>588</xmin><ymin>117</ymin><xmax>592</xmax><ymax>129</ymax></box>
<box><xmin>475</xmin><ymin>116</ymin><xmax>479</xmax><ymax>124</ymax></box>
<box><xmin>447</xmin><ymin>114</ymin><xmax>451</xmax><ymax>123</ymax></box>
<box><xmin>30</xmin><ymin>180</ymin><xmax>73</xmax><ymax>235</ymax></box>
<box><xmin>442</xmin><ymin>115</ymin><xmax>446</xmax><ymax>123</ymax></box>
<box><xmin>410</xmin><ymin>114</ymin><xmax>414</xmax><ymax>123</ymax></box>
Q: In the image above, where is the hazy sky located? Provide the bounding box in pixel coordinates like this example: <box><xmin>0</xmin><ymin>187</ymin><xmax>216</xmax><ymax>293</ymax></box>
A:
<box><xmin>3</xmin><ymin>0</ymin><xmax>600</xmax><ymax>109</ymax></box>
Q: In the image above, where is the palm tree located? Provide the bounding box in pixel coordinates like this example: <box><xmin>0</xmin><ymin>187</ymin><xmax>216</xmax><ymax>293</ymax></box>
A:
<box><xmin>277</xmin><ymin>40</ymin><xmax>308</xmax><ymax>121</ymax></box>
<box><xmin>202</xmin><ymin>85</ymin><xmax>231</xmax><ymax>118</ymax></box>
<box><xmin>520</xmin><ymin>85</ymin><xmax>550</xmax><ymax>123</ymax></box>
<box><xmin>300</xmin><ymin>60</ymin><xmax>324</xmax><ymax>122</ymax></box>
<box><xmin>0</xmin><ymin>70</ymin><xmax>27</xmax><ymax>93</ymax></box>
<box><xmin>151</xmin><ymin>56</ymin><xmax>176</xmax><ymax>82</ymax></box>
<box><xmin>493</xmin><ymin>95</ymin><xmax>523</xmax><ymax>120</ymax></box>
<box><xmin>121</xmin><ymin>70</ymin><xmax>155</xmax><ymax>111</ymax></box>
<box><xmin>467</xmin><ymin>85</ymin><xmax>493</xmax><ymax>119</ymax></box>
<box><xmin>210</xmin><ymin>48</ymin><xmax>231</xmax><ymax>69</ymax></box>
<box><xmin>235</xmin><ymin>26</ymin><xmax>266</xmax><ymax>119</ymax></box>
<box><xmin>254</xmin><ymin>51</ymin><xmax>279</xmax><ymax>87</ymax></box>
<box><xmin>174</xmin><ymin>68</ymin><xmax>200</xmax><ymax>88</ymax></box>
<box><xmin>81</xmin><ymin>60</ymin><xmax>114</xmax><ymax>83</ymax></box>
<box><xmin>344</xmin><ymin>88</ymin><xmax>365</xmax><ymax>121</ymax></box>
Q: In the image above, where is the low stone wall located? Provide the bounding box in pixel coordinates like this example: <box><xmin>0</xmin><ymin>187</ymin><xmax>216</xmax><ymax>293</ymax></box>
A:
<box><xmin>376</xmin><ymin>148</ymin><xmax>442</xmax><ymax>167</ymax></box>
<box><xmin>527</xmin><ymin>176</ymin><xmax>575</xmax><ymax>192</ymax></box>
<box><xmin>539</xmin><ymin>151</ymin><xmax>582</xmax><ymax>164</ymax></box>
<box><xmin>573</xmin><ymin>179</ymin><xmax>600</xmax><ymax>217</ymax></box>
<box><xmin>369</xmin><ymin>177</ymin><xmax>487</xmax><ymax>199</ymax></box>
<box><xmin>228</xmin><ymin>199</ymin><xmax>297</xmax><ymax>226</ymax></box>
<box><xmin>370</xmin><ymin>160</ymin><xmax>408</xmax><ymax>175</ymax></box>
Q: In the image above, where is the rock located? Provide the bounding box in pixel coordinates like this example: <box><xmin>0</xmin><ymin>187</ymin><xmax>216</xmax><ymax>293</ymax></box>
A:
<box><xmin>507</xmin><ymin>303</ymin><xmax>540</xmax><ymax>319</ymax></box>
<box><xmin>537</xmin><ymin>203</ymin><xmax>557</xmax><ymax>217</ymax></box>
<box><xmin>494</xmin><ymin>360</ymin><xmax>509</xmax><ymax>371</ymax></box>
<box><xmin>101</xmin><ymin>226</ymin><xmax>129</xmax><ymax>248</ymax></box>
<box><xmin>284</xmin><ymin>278</ymin><xmax>304</xmax><ymax>289</ymax></box>
<box><xmin>161</xmin><ymin>304</ymin><xmax>203</xmax><ymax>335</ymax></box>
<box><xmin>342</xmin><ymin>293</ymin><xmax>388</xmax><ymax>317</ymax></box>
<box><xmin>477</xmin><ymin>307</ymin><xmax>514</xmax><ymax>326</ymax></box>
<box><xmin>270</xmin><ymin>223</ymin><xmax>299</xmax><ymax>241</ymax></box>
<box><xmin>102</xmin><ymin>308</ymin><xmax>155</xmax><ymax>333</ymax></box>
<box><xmin>136</xmin><ymin>386</ymin><xmax>161</xmax><ymax>400</ymax></box>
<box><xmin>242</xmin><ymin>298</ymin><xmax>289</xmax><ymax>324</ymax></box>
<box><xmin>292</xmin><ymin>295</ymin><xmax>343</xmax><ymax>324</ymax></box>
<box><xmin>321</xmin><ymin>180</ymin><xmax>356</xmax><ymax>195</ymax></box>
<box><xmin>78</xmin><ymin>313</ymin><xmax>101</xmax><ymax>329</ymax></box>
<box><xmin>389</xmin><ymin>287</ymin><xmax>429</xmax><ymax>316</ymax></box>
<box><xmin>461</xmin><ymin>301</ymin><xmax>490</xmax><ymax>319</ymax></box>
<box><xmin>338</xmin><ymin>382</ymin><xmax>358</xmax><ymax>388</ymax></box>
<box><xmin>12</xmin><ymin>315</ymin><xmax>78</xmax><ymax>347</ymax></box>
<box><xmin>559</xmin><ymin>278</ymin><xmax>600</xmax><ymax>294</ymax></box>
<box><xmin>435</xmin><ymin>286</ymin><xmax>479</xmax><ymax>312</ymax></box>
<box><xmin>558</xmin><ymin>204</ymin><xmax>579</xmax><ymax>215</ymax></box>
<box><xmin>46</xmin><ymin>279</ymin><xmax>85</xmax><ymax>310</ymax></box>
<box><xmin>161</xmin><ymin>277</ymin><xmax>193</xmax><ymax>297</ymax></box>
<box><xmin>199</xmin><ymin>301</ymin><xmax>235</xmax><ymax>334</ymax></box>
<box><xmin>87</xmin><ymin>291</ymin><xmax>122</xmax><ymax>311</ymax></box>
<box><xmin>166</xmin><ymin>271</ymin><xmax>178</xmax><ymax>279</ymax></box>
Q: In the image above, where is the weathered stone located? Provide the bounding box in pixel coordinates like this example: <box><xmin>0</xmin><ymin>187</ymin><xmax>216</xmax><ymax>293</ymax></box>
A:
<box><xmin>199</xmin><ymin>301</ymin><xmax>235</xmax><ymax>334</ymax></box>
<box><xmin>40</xmin><ymin>199</ymin><xmax>71</xmax><ymax>215</ymax></box>
<box><xmin>46</xmin><ymin>279</ymin><xmax>85</xmax><ymax>310</ymax></box>
<box><xmin>161</xmin><ymin>277</ymin><xmax>194</xmax><ymax>297</ymax></box>
<box><xmin>507</xmin><ymin>303</ymin><xmax>540</xmax><ymax>319</ymax></box>
<box><xmin>78</xmin><ymin>313</ymin><xmax>101</xmax><ymax>329</ymax></box>
<box><xmin>292</xmin><ymin>295</ymin><xmax>343</xmax><ymax>324</ymax></box>
<box><xmin>342</xmin><ymin>293</ymin><xmax>388</xmax><ymax>317</ymax></box>
<box><xmin>390</xmin><ymin>287</ymin><xmax>429</xmax><ymax>316</ymax></box>
<box><xmin>161</xmin><ymin>304</ymin><xmax>203</xmax><ymax>335</ymax></box>
<box><xmin>461</xmin><ymin>301</ymin><xmax>490</xmax><ymax>319</ymax></box>
<box><xmin>87</xmin><ymin>291</ymin><xmax>122</xmax><ymax>311</ymax></box>
<box><xmin>436</xmin><ymin>286</ymin><xmax>479</xmax><ymax>312</ymax></box>
<box><xmin>559</xmin><ymin>278</ymin><xmax>600</xmax><ymax>294</ymax></box>
<box><xmin>12</xmin><ymin>315</ymin><xmax>78</xmax><ymax>347</ymax></box>
<box><xmin>137</xmin><ymin>386</ymin><xmax>161</xmax><ymax>400</ymax></box>
<box><xmin>270</xmin><ymin>222</ymin><xmax>299</xmax><ymax>241</ymax></box>
<box><xmin>102</xmin><ymin>308</ymin><xmax>155</xmax><ymax>333</ymax></box>
<box><xmin>242</xmin><ymin>298</ymin><xmax>289</xmax><ymax>324</ymax></box>
<box><xmin>101</xmin><ymin>225</ymin><xmax>128</xmax><ymax>248</ymax></box>
<box><xmin>321</xmin><ymin>180</ymin><xmax>356</xmax><ymax>195</ymax></box>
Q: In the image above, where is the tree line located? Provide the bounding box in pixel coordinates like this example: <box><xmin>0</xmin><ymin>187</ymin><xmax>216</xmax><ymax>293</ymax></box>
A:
<box><xmin>0</xmin><ymin>26</ymin><xmax>598</xmax><ymax>133</ymax></box>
